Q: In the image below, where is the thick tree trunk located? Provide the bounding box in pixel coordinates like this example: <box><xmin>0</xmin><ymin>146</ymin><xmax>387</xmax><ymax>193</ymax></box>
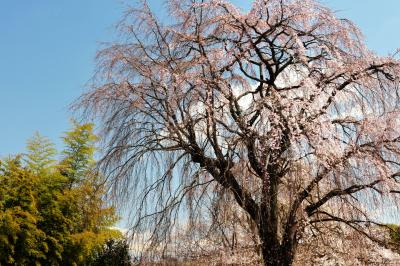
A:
<box><xmin>259</xmin><ymin>171</ymin><xmax>297</xmax><ymax>266</ymax></box>
<box><xmin>259</xmin><ymin>220</ymin><xmax>297</xmax><ymax>266</ymax></box>
<box><xmin>261</xmin><ymin>241</ymin><xmax>296</xmax><ymax>266</ymax></box>
<box><xmin>261</xmin><ymin>243</ymin><xmax>281</xmax><ymax>266</ymax></box>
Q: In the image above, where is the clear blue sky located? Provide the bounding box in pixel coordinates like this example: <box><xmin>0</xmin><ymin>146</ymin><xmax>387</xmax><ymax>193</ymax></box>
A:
<box><xmin>0</xmin><ymin>0</ymin><xmax>399</xmax><ymax>157</ymax></box>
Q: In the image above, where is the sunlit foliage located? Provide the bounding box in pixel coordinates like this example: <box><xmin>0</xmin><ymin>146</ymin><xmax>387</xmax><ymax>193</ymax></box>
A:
<box><xmin>0</xmin><ymin>122</ymin><xmax>127</xmax><ymax>265</ymax></box>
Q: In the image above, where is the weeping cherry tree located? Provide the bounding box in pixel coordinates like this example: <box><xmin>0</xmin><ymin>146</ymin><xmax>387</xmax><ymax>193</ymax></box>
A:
<box><xmin>80</xmin><ymin>0</ymin><xmax>400</xmax><ymax>265</ymax></box>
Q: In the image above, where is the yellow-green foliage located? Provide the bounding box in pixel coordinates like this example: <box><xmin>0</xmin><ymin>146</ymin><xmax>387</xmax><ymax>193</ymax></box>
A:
<box><xmin>0</xmin><ymin>159</ymin><xmax>48</xmax><ymax>265</ymax></box>
<box><xmin>24</xmin><ymin>132</ymin><xmax>57</xmax><ymax>175</ymax></box>
<box><xmin>64</xmin><ymin>229</ymin><xmax>123</xmax><ymax>265</ymax></box>
<box><xmin>388</xmin><ymin>224</ymin><xmax>400</xmax><ymax>243</ymax></box>
<box><xmin>60</xmin><ymin>120</ymin><xmax>98</xmax><ymax>186</ymax></box>
<box><xmin>0</xmin><ymin>122</ymin><xmax>122</xmax><ymax>265</ymax></box>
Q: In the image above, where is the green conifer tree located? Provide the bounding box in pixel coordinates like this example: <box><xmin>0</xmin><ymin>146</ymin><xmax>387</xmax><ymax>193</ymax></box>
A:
<box><xmin>60</xmin><ymin>121</ymin><xmax>97</xmax><ymax>187</ymax></box>
<box><xmin>24</xmin><ymin>132</ymin><xmax>57</xmax><ymax>175</ymax></box>
<box><xmin>0</xmin><ymin>122</ymin><xmax>124</xmax><ymax>265</ymax></box>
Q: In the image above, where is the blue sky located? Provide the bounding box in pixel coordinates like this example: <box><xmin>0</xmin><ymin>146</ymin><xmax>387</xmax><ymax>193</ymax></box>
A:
<box><xmin>0</xmin><ymin>0</ymin><xmax>399</xmax><ymax>157</ymax></box>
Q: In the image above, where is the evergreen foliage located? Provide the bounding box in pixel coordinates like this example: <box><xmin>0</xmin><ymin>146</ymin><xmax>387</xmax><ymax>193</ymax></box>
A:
<box><xmin>24</xmin><ymin>132</ymin><xmax>57</xmax><ymax>175</ymax></box>
<box><xmin>0</xmin><ymin>122</ymin><xmax>131</xmax><ymax>265</ymax></box>
<box><xmin>90</xmin><ymin>239</ymin><xmax>132</xmax><ymax>266</ymax></box>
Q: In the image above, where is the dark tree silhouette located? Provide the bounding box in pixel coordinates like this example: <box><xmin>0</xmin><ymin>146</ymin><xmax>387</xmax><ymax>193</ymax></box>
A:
<box><xmin>91</xmin><ymin>239</ymin><xmax>131</xmax><ymax>266</ymax></box>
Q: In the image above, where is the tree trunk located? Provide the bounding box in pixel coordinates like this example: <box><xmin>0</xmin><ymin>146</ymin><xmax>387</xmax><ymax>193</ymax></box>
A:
<box><xmin>261</xmin><ymin>242</ymin><xmax>296</xmax><ymax>266</ymax></box>
<box><xmin>259</xmin><ymin>172</ymin><xmax>297</xmax><ymax>266</ymax></box>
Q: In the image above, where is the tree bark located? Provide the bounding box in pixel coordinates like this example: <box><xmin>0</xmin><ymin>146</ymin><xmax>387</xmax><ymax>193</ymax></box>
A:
<box><xmin>259</xmin><ymin>170</ymin><xmax>297</xmax><ymax>266</ymax></box>
<box><xmin>261</xmin><ymin>239</ymin><xmax>297</xmax><ymax>266</ymax></box>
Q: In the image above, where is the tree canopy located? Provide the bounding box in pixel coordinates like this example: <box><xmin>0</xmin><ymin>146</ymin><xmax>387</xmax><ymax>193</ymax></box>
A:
<box><xmin>80</xmin><ymin>0</ymin><xmax>400</xmax><ymax>265</ymax></box>
<box><xmin>0</xmin><ymin>122</ymin><xmax>129</xmax><ymax>265</ymax></box>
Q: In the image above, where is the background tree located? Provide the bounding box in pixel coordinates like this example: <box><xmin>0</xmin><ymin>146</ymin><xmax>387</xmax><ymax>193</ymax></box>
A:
<box><xmin>0</xmin><ymin>123</ymin><xmax>124</xmax><ymax>265</ymax></box>
<box><xmin>57</xmin><ymin>121</ymin><xmax>121</xmax><ymax>265</ymax></box>
<box><xmin>0</xmin><ymin>158</ymin><xmax>48</xmax><ymax>265</ymax></box>
<box><xmin>80</xmin><ymin>0</ymin><xmax>400</xmax><ymax>265</ymax></box>
<box><xmin>60</xmin><ymin>121</ymin><xmax>97</xmax><ymax>187</ymax></box>
<box><xmin>90</xmin><ymin>239</ymin><xmax>132</xmax><ymax>266</ymax></box>
<box><xmin>24</xmin><ymin>132</ymin><xmax>57</xmax><ymax>175</ymax></box>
